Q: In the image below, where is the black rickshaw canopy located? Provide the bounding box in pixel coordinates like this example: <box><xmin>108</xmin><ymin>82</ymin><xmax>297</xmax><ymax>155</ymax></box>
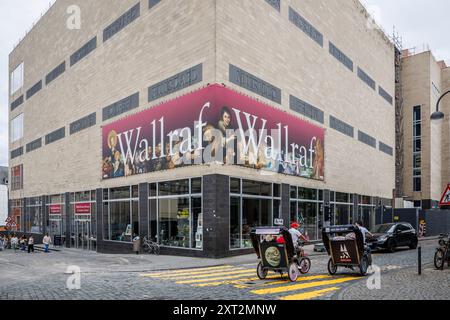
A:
<box><xmin>322</xmin><ymin>225</ymin><xmax>365</xmax><ymax>258</ymax></box>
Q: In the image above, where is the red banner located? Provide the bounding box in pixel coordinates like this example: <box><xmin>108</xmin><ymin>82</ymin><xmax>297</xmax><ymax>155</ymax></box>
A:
<box><xmin>75</xmin><ymin>203</ymin><xmax>91</xmax><ymax>215</ymax></box>
<box><xmin>49</xmin><ymin>204</ymin><xmax>62</xmax><ymax>214</ymax></box>
<box><xmin>102</xmin><ymin>84</ymin><xmax>325</xmax><ymax>181</ymax></box>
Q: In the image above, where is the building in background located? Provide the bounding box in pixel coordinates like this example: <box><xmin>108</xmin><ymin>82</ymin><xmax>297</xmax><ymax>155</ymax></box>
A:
<box><xmin>0</xmin><ymin>166</ymin><xmax>8</xmax><ymax>226</ymax></box>
<box><xmin>400</xmin><ymin>49</ymin><xmax>450</xmax><ymax>209</ymax></box>
<box><xmin>8</xmin><ymin>0</ymin><xmax>395</xmax><ymax>257</ymax></box>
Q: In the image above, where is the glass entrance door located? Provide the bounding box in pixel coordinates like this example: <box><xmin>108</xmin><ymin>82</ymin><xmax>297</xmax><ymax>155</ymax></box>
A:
<box><xmin>75</xmin><ymin>220</ymin><xmax>91</xmax><ymax>251</ymax></box>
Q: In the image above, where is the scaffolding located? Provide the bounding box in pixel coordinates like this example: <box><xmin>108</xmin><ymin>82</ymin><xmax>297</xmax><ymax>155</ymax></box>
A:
<box><xmin>392</xmin><ymin>28</ymin><xmax>404</xmax><ymax>198</ymax></box>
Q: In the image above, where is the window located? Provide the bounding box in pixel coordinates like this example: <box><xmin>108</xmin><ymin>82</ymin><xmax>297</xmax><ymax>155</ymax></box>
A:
<box><xmin>10</xmin><ymin>165</ymin><xmax>23</xmax><ymax>191</ymax></box>
<box><xmin>150</xmin><ymin>179</ymin><xmax>203</xmax><ymax>249</ymax></box>
<box><xmin>10</xmin><ymin>114</ymin><xmax>24</xmax><ymax>143</ymax></box>
<box><xmin>413</xmin><ymin>106</ymin><xmax>421</xmax><ymax>192</ymax></box>
<box><xmin>104</xmin><ymin>186</ymin><xmax>139</xmax><ymax>242</ymax></box>
<box><xmin>230</xmin><ymin>179</ymin><xmax>280</xmax><ymax>249</ymax></box>
<box><xmin>10</xmin><ymin>63</ymin><xmax>24</xmax><ymax>95</ymax></box>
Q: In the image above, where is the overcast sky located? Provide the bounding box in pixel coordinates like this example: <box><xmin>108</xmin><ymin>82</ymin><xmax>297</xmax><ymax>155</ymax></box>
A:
<box><xmin>1</xmin><ymin>0</ymin><xmax>449</xmax><ymax>167</ymax></box>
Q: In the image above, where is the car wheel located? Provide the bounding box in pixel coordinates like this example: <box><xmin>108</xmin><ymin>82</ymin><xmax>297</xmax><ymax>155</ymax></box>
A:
<box><xmin>257</xmin><ymin>262</ymin><xmax>268</xmax><ymax>280</ymax></box>
<box><xmin>409</xmin><ymin>238</ymin><xmax>418</xmax><ymax>250</ymax></box>
<box><xmin>387</xmin><ymin>239</ymin><xmax>396</xmax><ymax>253</ymax></box>
<box><xmin>327</xmin><ymin>258</ymin><xmax>337</xmax><ymax>275</ymax></box>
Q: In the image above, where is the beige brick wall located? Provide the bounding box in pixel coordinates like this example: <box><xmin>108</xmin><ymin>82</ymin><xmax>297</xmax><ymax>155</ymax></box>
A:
<box><xmin>441</xmin><ymin>67</ymin><xmax>450</xmax><ymax>191</ymax></box>
<box><xmin>401</xmin><ymin>52</ymin><xmax>430</xmax><ymax>201</ymax></box>
<box><xmin>216</xmin><ymin>0</ymin><xmax>395</xmax><ymax>197</ymax></box>
<box><xmin>9</xmin><ymin>0</ymin><xmax>395</xmax><ymax>199</ymax></box>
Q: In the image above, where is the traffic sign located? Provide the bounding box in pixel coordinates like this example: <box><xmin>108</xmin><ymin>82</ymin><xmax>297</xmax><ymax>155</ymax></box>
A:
<box><xmin>439</xmin><ymin>184</ymin><xmax>450</xmax><ymax>206</ymax></box>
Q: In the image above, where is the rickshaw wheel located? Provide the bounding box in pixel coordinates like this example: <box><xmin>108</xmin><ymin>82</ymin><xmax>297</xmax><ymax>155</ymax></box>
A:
<box><xmin>257</xmin><ymin>262</ymin><xmax>268</xmax><ymax>280</ymax></box>
<box><xmin>327</xmin><ymin>258</ymin><xmax>337</xmax><ymax>275</ymax></box>
<box><xmin>288</xmin><ymin>263</ymin><xmax>299</xmax><ymax>282</ymax></box>
<box><xmin>298</xmin><ymin>257</ymin><xmax>311</xmax><ymax>274</ymax></box>
<box><xmin>359</xmin><ymin>257</ymin><xmax>369</xmax><ymax>276</ymax></box>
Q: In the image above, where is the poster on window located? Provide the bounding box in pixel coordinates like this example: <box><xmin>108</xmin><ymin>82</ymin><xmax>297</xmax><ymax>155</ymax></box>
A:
<box><xmin>102</xmin><ymin>84</ymin><xmax>325</xmax><ymax>181</ymax></box>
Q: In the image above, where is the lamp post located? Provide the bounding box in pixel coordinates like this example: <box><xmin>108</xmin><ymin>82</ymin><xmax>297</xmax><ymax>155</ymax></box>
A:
<box><xmin>431</xmin><ymin>90</ymin><xmax>450</xmax><ymax>122</ymax></box>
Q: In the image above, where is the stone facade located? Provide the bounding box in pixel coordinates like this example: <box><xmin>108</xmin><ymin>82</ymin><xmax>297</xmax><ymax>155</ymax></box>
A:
<box><xmin>401</xmin><ymin>50</ymin><xmax>450</xmax><ymax>208</ymax></box>
<box><xmin>8</xmin><ymin>0</ymin><xmax>395</xmax><ymax>255</ymax></box>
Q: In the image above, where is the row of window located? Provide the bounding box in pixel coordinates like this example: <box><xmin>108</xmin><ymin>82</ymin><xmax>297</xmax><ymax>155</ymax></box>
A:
<box><xmin>10</xmin><ymin>178</ymin><xmax>390</xmax><ymax>251</ymax></box>
<box><xmin>231</xmin><ymin>64</ymin><xmax>394</xmax><ymax>157</ymax></box>
<box><xmin>285</xmin><ymin>4</ymin><xmax>393</xmax><ymax>105</ymax></box>
<box><xmin>413</xmin><ymin>106</ymin><xmax>422</xmax><ymax>192</ymax></box>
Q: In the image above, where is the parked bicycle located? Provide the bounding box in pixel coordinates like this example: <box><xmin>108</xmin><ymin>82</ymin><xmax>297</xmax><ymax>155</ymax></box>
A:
<box><xmin>142</xmin><ymin>236</ymin><xmax>160</xmax><ymax>255</ymax></box>
<box><xmin>434</xmin><ymin>233</ymin><xmax>449</xmax><ymax>270</ymax></box>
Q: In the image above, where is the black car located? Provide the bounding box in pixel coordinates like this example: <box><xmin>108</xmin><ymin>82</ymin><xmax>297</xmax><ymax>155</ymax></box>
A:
<box><xmin>367</xmin><ymin>223</ymin><xmax>418</xmax><ymax>252</ymax></box>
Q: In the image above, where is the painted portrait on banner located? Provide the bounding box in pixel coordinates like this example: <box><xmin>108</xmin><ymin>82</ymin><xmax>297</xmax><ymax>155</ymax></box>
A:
<box><xmin>101</xmin><ymin>85</ymin><xmax>325</xmax><ymax>181</ymax></box>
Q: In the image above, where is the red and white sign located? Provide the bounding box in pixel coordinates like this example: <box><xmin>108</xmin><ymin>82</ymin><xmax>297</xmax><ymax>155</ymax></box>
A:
<box><xmin>75</xmin><ymin>203</ymin><xmax>91</xmax><ymax>215</ymax></box>
<box><xmin>49</xmin><ymin>204</ymin><xmax>62</xmax><ymax>214</ymax></box>
<box><xmin>439</xmin><ymin>184</ymin><xmax>450</xmax><ymax>206</ymax></box>
<box><xmin>5</xmin><ymin>217</ymin><xmax>13</xmax><ymax>223</ymax></box>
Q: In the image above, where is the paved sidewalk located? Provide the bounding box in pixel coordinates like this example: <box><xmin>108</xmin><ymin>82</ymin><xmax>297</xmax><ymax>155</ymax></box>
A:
<box><xmin>336</xmin><ymin>263</ymin><xmax>450</xmax><ymax>300</ymax></box>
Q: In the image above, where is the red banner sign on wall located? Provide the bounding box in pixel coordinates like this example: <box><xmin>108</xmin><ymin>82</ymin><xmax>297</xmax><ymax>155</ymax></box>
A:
<box><xmin>75</xmin><ymin>203</ymin><xmax>92</xmax><ymax>215</ymax></box>
<box><xmin>49</xmin><ymin>204</ymin><xmax>62</xmax><ymax>214</ymax></box>
<box><xmin>102</xmin><ymin>84</ymin><xmax>325</xmax><ymax>181</ymax></box>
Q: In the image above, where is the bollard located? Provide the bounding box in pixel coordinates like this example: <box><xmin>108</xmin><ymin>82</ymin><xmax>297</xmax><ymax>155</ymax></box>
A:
<box><xmin>418</xmin><ymin>246</ymin><xmax>422</xmax><ymax>275</ymax></box>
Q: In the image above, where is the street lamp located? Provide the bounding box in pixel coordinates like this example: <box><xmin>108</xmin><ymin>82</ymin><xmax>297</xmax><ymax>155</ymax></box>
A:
<box><xmin>431</xmin><ymin>90</ymin><xmax>450</xmax><ymax>122</ymax></box>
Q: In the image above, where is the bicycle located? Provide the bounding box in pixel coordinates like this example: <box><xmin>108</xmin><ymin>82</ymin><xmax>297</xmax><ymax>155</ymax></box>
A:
<box><xmin>142</xmin><ymin>236</ymin><xmax>160</xmax><ymax>255</ymax></box>
<box><xmin>434</xmin><ymin>233</ymin><xmax>449</xmax><ymax>270</ymax></box>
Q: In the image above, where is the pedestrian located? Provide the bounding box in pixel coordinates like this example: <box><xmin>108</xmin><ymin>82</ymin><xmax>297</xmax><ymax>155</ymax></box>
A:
<box><xmin>0</xmin><ymin>235</ymin><xmax>3</xmax><ymax>252</ymax></box>
<box><xmin>28</xmin><ymin>235</ymin><xmax>35</xmax><ymax>253</ymax></box>
<box><xmin>11</xmin><ymin>234</ymin><xmax>19</xmax><ymax>253</ymax></box>
<box><xmin>20</xmin><ymin>235</ymin><xmax>27</xmax><ymax>251</ymax></box>
<box><xmin>43</xmin><ymin>233</ymin><xmax>52</xmax><ymax>253</ymax></box>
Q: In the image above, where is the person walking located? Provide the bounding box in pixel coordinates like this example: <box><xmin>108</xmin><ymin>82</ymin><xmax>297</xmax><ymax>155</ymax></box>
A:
<box><xmin>27</xmin><ymin>235</ymin><xmax>35</xmax><ymax>253</ymax></box>
<box><xmin>0</xmin><ymin>235</ymin><xmax>4</xmax><ymax>252</ymax></box>
<box><xmin>11</xmin><ymin>234</ymin><xmax>19</xmax><ymax>253</ymax></box>
<box><xmin>43</xmin><ymin>233</ymin><xmax>52</xmax><ymax>253</ymax></box>
<box><xmin>20</xmin><ymin>235</ymin><xmax>27</xmax><ymax>251</ymax></box>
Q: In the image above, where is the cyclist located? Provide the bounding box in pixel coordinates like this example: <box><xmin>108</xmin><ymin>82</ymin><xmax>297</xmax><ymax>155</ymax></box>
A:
<box><xmin>289</xmin><ymin>222</ymin><xmax>308</xmax><ymax>253</ymax></box>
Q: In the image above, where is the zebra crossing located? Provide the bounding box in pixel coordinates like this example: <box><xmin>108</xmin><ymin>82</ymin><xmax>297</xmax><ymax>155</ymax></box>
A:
<box><xmin>141</xmin><ymin>265</ymin><xmax>360</xmax><ymax>300</ymax></box>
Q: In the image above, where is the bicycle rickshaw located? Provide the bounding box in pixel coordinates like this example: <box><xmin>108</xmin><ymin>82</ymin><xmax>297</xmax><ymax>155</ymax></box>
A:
<box><xmin>322</xmin><ymin>225</ymin><xmax>372</xmax><ymax>276</ymax></box>
<box><xmin>250</xmin><ymin>227</ymin><xmax>311</xmax><ymax>282</ymax></box>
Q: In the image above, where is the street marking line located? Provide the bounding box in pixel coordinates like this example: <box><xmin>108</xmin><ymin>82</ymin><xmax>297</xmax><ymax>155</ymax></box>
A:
<box><xmin>280</xmin><ymin>287</ymin><xmax>340</xmax><ymax>300</ymax></box>
<box><xmin>194</xmin><ymin>274</ymin><xmax>332</xmax><ymax>288</ymax></box>
<box><xmin>140</xmin><ymin>265</ymin><xmax>234</xmax><ymax>277</ymax></box>
<box><xmin>191</xmin><ymin>274</ymin><xmax>279</xmax><ymax>287</ymax></box>
<box><xmin>250</xmin><ymin>277</ymin><xmax>359</xmax><ymax>295</ymax></box>
<box><xmin>176</xmin><ymin>271</ymin><xmax>256</xmax><ymax>284</ymax></box>
<box><xmin>252</xmin><ymin>275</ymin><xmax>333</xmax><ymax>287</ymax></box>
<box><xmin>166</xmin><ymin>269</ymin><xmax>255</xmax><ymax>281</ymax></box>
<box><xmin>143</xmin><ymin>267</ymin><xmax>242</xmax><ymax>278</ymax></box>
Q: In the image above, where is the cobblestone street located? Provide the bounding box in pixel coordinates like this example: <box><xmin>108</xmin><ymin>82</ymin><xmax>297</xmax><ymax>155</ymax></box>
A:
<box><xmin>0</xmin><ymin>239</ymin><xmax>448</xmax><ymax>300</ymax></box>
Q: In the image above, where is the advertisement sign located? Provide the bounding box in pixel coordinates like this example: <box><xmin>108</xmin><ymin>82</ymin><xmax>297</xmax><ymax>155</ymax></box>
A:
<box><xmin>330</xmin><ymin>240</ymin><xmax>359</xmax><ymax>264</ymax></box>
<box><xmin>102</xmin><ymin>85</ymin><xmax>325</xmax><ymax>181</ymax></box>
<box><xmin>75</xmin><ymin>203</ymin><xmax>91</xmax><ymax>215</ymax></box>
<box><xmin>49</xmin><ymin>204</ymin><xmax>62</xmax><ymax>214</ymax></box>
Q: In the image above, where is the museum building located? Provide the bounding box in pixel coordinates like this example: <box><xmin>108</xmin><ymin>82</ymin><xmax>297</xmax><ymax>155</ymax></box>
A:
<box><xmin>8</xmin><ymin>0</ymin><xmax>396</xmax><ymax>257</ymax></box>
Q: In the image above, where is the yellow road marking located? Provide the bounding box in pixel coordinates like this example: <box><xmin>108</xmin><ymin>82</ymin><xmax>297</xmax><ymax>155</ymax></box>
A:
<box><xmin>280</xmin><ymin>287</ymin><xmax>340</xmax><ymax>300</ymax></box>
<box><xmin>193</xmin><ymin>274</ymin><xmax>331</xmax><ymax>288</ymax></box>
<box><xmin>251</xmin><ymin>277</ymin><xmax>359</xmax><ymax>295</ymax></box>
<box><xmin>141</xmin><ymin>265</ymin><xmax>233</xmax><ymax>277</ymax></box>
<box><xmin>167</xmin><ymin>269</ymin><xmax>255</xmax><ymax>280</ymax></box>
<box><xmin>254</xmin><ymin>275</ymin><xmax>332</xmax><ymax>287</ymax></box>
<box><xmin>192</xmin><ymin>274</ymin><xmax>280</xmax><ymax>287</ymax></box>
<box><xmin>176</xmin><ymin>271</ymin><xmax>256</xmax><ymax>284</ymax></box>
<box><xmin>144</xmin><ymin>267</ymin><xmax>242</xmax><ymax>278</ymax></box>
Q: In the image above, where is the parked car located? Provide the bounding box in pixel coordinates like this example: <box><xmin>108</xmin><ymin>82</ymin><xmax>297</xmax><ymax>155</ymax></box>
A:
<box><xmin>367</xmin><ymin>223</ymin><xmax>418</xmax><ymax>252</ymax></box>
